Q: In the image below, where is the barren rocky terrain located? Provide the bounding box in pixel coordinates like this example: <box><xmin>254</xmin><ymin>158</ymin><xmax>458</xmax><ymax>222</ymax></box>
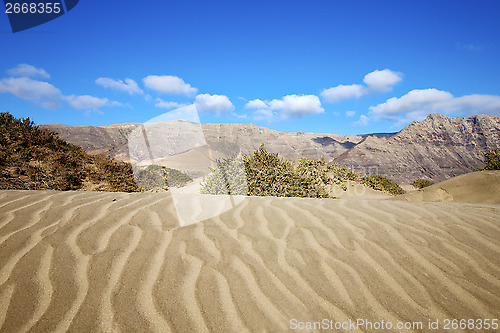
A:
<box><xmin>42</xmin><ymin>113</ymin><xmax>500</xmax><ymax>182</ymax></box>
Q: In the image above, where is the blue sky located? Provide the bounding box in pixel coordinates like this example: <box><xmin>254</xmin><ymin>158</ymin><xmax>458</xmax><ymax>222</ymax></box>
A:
<box><xmin>1</xmin><ymin>0</ymin><xmax>499</xmax><ymax>134</ymax></box>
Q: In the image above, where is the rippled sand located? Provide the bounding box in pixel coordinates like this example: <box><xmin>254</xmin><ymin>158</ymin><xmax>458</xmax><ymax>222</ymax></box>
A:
<box><xmin>0</xmin><ymin>189</ymin><xmax>499</xmax><ymax>332</ymax></box>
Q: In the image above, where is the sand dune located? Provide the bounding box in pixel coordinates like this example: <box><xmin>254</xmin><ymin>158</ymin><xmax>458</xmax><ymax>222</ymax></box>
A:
<box><xmin>329</xmin><ymin>181</ymin><xmax>391</xmax><ymax>200</ymax></box>
<box><xmin>397</xmin><ymin>170</ymin><xmax>500</xmax><ymax>204</ymax></box>
<box><xmin>0</xmin><ymin>190</ymin><xmax>499</xmax><ymax>332</ymax></box>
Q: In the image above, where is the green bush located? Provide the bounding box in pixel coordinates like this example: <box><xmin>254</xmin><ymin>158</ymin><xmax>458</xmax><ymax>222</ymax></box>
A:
<box><xmin>200</xmin><ymin>154</ymin><xmax>247</xmax><ymax>195</ymax></box>
<box><xmin>200</xmin><ymin>145</ymin><xmax>330</xmax><ymax>198</ymax></box>
<box><xmin>245</xmin><ymin>145</ymin><xmax>330</xmax><ymax>198</ymax></box>
<box><xmin>134</xmin><ymin>165</ymin><xmax>192</xmax><ymax>190</ymax></box>
<box><xmin>164</xmin><ymin>167</ymin><xmax>193</xmax><ymax>188</ymax></box>
<box><xmin>0</xmin><ymin>112</ymin><xmax>139</xmax><ymax>192</ymax></box>
<box><xmin>477</xmin><ymin>147</ymin><xmax>500</xmax><ymax>171</ymax></box>
<box><xmin>201</xmin><ymin>145</ymin><xmax>409</xmax><ymax>198</ymax></box>
<box><xmin>411</xmin><ymin>179</ymin><xmax>434</xmax><ymax>189</ymax></box>
<box><xmin>361</xmin><ymin>174</ymin><xmax>406</xmax><ymax>196</ymax></box>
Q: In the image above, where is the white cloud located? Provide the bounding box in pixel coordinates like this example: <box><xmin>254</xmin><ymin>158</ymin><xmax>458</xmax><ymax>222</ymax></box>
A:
<box><xmin>246</xmin><ymin>94</ymin><xmax>324</xmax><ymax>121</ymax></box>
<box><xmin>442</xmin><ymin>94</ymin><xmax>500</xmax><ymax>114</ymax></box>
<box><xmin>7</xmin><ymin>64</ymin><xmax>50</xmax><ymax>79</ymax></box>
<box><xmin>346</xmin><ymin>110</ymin><xmax>356</xmax><ymax>117</ymax></box>
<box><xmin>363</xmin><ymin>69</ymin><xmax>402</xmax><ymax>92</ymax></box>
<box><xmin>0</xmin><ymin>76</ymin><xmax>62</xmax><ymax>108</ymax></box>
<box><xmin>155</xmin><ymin>98</ymin><xmax>187</xmax><ymax>109</ymax></box>
<box><xmin>0</xmin><ymin>65</ymin><xmax>122</xmax><ymax>113</ymax></box>
<box><xmin>245</xmin><ymin>99</ymin><xmax>268</xmax><ymax>109</ymax></box>
<box><xmin>143</xmin><ymin>75</ymin><xmax>197</xmax><ymax>96</ymax></box>
<box><xmin>370</xmin><ymin>89</ymin><xmax>453</xmax><ymax>117</ymax></box>
<box><xmin>95</xmin><ymin>77</ymin><xmax>143</xmax><ymax>95</ymax></box>
<box><xmin>270</xmin><ymin>95</ymin><xmax>324</xmax><ymax>119</ymax></box>
<box><xmin>320</xmin><ymin>84</ymin><xmax>364</xmax><ymax>103</ymax></box>
<box><xmin>369</xmin><ymin>88</ymin><xmax>500</xmax><ymax>125</ymax></box>
<box><xmin>354</xmin><ymin>114</ymin><xmax>369</xmax><ymax>126</ymax></box>
<box><xmin>66</xmin><ymin>95</ymin><xmax>121</xmax><ymax>111</ymax></box>
<box><xmin>321</xmin><ymin>69</ymin><xmax>402</xmax><ymax>104</ymax></box>
<box><xmin>195</xmin><ymin>94</ymin><xmax>234</xmax><ymax>115</ymax></box>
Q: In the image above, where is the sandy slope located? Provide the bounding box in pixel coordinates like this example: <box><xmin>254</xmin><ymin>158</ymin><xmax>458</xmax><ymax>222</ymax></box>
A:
<box><xmin>396</xmin><ymin>170</ymin><xmax>500</xmax><ymax>204</ymax></box>
<box><xmin>0</xmin><ymin>190</ymin><xmax>499</xmax><ymax>332</ymax></box>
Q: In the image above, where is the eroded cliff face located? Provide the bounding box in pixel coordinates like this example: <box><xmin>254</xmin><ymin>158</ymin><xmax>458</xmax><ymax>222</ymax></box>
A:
<box><xmin>42</xmin><ymin>113</ymin><xmax>500</xmax><ymax>182</ymax></box>
<box><xmin>334</xmin><ymin>114</ymin><xmax>500</xmax><ymax>182</ymax></box>
<box><xmin>42</xmin><ymin>122</ymin><xmax>367</xmax><ymax>163</ymax></box>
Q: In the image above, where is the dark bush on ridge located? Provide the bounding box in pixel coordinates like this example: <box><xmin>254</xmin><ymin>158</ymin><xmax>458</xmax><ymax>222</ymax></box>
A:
<box><xmin>411</xmin><ymin>179</ymin><xmax>434</xmax><ymax>189</ymax></box>
<box><xmin>361</xmin><ymin>175</ymin><xmax>406</xmax><ymax>196</ymax></box>
<box><xmin>0</xmin><ymin>112</ymin><xmax>139</xmax><ymax>192</ymax></box>
<box><xmin>134</xmin><ymin>165</ymin><xmax>192</xmax><ymax>190</ymax></box>
<box><xmin>477</xmin><ymin>147</ymin><xmax>500</xmax><ymax>171</ymax></box>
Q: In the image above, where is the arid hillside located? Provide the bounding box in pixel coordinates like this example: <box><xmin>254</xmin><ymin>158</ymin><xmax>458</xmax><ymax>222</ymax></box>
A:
<box><xmin>42</xmin><ymin>113</ymin><xmax>500</xmax><ymax>182</ymax></box>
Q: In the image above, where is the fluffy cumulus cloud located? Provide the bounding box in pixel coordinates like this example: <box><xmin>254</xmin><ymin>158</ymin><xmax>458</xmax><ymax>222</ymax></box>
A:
<box><xmin>245</xmin><ymin>99</ymin><xmax>268</xmax><ymax>110</ymax></box>
<box><xmin>354</xmin><ymin>114</ymin><xmax>369</xmax><ymax>126</ymax></box>
<box><xmin>321</xmin><ymin>69</ymin><xmax>402</xmax><ymax>104</ymax></box>
<box><xmin>245</xmin><ymin>94</ymin><xmax>324</xmax><ymax>121</ymax></box>
<box><xmin>320</xmin><ymin>84</ymin><xmax>364</xmax><ymax>103</ymax></box>
<box><xmin>195</xmin><ymin>94</ymin><xmax>234</xmax><ymax>115</ymax></box>
<box><xmin>143</xmin><ymin>75</ymin><xmax>197</xmax><ymax>96</ymax></box>
<box><xmin>369</xmin><ymin>88</ymin><xmax>500</xmax><ymax>125</ymax></box>
<box><xmin>0</xmin><ymin>76</ymin><xmax>63</xmax><ymax>108</ymax></box>
<box><xmin>95</xmin><ymin>77</ymin><xmax>143</xmax><ymax>95</ymax></box>
<box><xmin>6</xmin><ymin>64</ymin><xmax>50</xmax><ymax>79</ymax></box>
<box><xmin>0</xmin><ymin>64</ymin><xmax>122</xmax><ymax>112</ymax></box>
<box><xmin>65</xmin><ymin>95</ymin><xmax>121</xmax><ymax>111</ymax></box>
<box><xmin>154</xmin><ymin>98</ymin><xmax>187</xmax><ymax>109</ymax></box>
<box><xmin>363</xmin><ymin>69</ymin><xmax>402</xmax><ymax>92</ymax></box>
<box><xmin>345</xmin><ymin>110</ymin><xmax>356</xmax><ymax>117</ymax></box>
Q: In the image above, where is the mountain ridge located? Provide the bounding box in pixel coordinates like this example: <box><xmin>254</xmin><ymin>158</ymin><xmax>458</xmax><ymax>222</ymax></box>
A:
<box><xmin>41</xmin><ymin>113</ymin><xmax>500</xmax><ymax>182</ymax></box>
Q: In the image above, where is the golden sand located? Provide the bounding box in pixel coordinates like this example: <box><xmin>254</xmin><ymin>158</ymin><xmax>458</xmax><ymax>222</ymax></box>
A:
<box><xmin>0</xmin><ymin>183</ymin><xmax>499</xmax><ymax>332</ymax></box>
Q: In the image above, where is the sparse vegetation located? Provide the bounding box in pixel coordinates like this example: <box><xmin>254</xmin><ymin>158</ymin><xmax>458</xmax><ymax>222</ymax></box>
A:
<box><xmin>201</xmin><ymin>145</ymin><xmax>330</xmax><ymax>198</ymax></box>
<box><xmin>361</xmin><ymin>175</ymin><xmax>406</xmax><ymax>196</ymax></box>
<box><xmin>411</xmin><ymin>179</ymin><xmax>434</xmax><ymax>189</ymax></box>
<box><xmin>243</xmin><ymin>145</ymin><xmax>330</xmax><ymax>198</ymax></box>
<box><xmin>199</xmin><ymin>154</ymin><xmax>247</xmax><ymax>195</ymax></box>
<box><xmin>0</xmin><ymin>112</ymin><xmax>138</xmax><ymax>192</ymax></box>
<box><xmin>477</xmin><ymin>147</ymin><xmax>500</xmax><ymax>171</ymax></box>
<box><xmin>133</xmin><ymin>165</ymin><xmax>192</xmax><ymax>190</ymax></box>
<box><xmin>200</xmin><ymin>144</ymin><xmax>405</xmax><ymax>197</ymax></box>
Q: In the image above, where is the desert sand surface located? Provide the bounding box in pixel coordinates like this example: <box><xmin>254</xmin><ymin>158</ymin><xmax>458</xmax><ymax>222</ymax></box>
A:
<box><xmin>396</xmin><ymin>171</ymin><xmax>500</xmax><ymax>205</ymax></box>
<box><xmin>0</xmin><ymin>189</ymin><xmax>499</xmax><ymax>332</ymax></box>
<box><xmin>329</xmin><ymin>181</ymin><xmax>392</xmax><ymax>200</ymax></box>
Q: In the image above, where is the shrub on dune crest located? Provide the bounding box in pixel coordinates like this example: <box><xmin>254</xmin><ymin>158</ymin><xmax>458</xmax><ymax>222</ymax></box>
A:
<box><xmin>201</xmin><ymin>145</ymin><xmax>330</xmax><ymax>198</ymax></box>
<box><xmin>200</xmin><ymin>144</ymin><xmax>406</xmax><ymax>198</ymax></box>
<box><xmin>361</xmin><ymin>175</ymin><xmax>406</xmax><ymax>196</ymax></box>
<box><xmin>411</xmin><ymin>179</ymin><xmax>434</xmax><ymax>189</ymax></box>
<box><xmin>477</xmin><ymin>147</ymin><xmax>500</xmax><ymax>171</ymax></box>
<box><xmin>134</xmin><ymin>165</ymin><xmax>192</xmax><ymax>190</ymax></box>
<box><xmin>0</xmin><ymin>112</ymin><xmax>139</xmax><ymax>192</ymax></box>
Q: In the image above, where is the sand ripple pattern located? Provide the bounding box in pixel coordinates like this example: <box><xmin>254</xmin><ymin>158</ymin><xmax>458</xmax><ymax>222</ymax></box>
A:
<box><xmin>0</xmin><ymin>190</ymin><xmax>499</xmax><ymax>332</ymax></box>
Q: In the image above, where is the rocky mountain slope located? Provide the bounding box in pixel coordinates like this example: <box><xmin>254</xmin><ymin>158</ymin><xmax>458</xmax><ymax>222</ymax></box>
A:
<box><xmin>41</xmin><ymin>113</ymin><xmax>500</xmax><ymax>182</ymax></box>
<box><xmin>42</xmin><ymin>123</ymin><xmax>383</xmax><ymax>164</ymax></box>
<box><xmin>334</xmin><ymin>114</ymin><xmax>500</xmax><ymax>182</ymax></box>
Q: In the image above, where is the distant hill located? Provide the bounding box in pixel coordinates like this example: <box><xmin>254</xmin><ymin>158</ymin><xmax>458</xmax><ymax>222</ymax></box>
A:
<box><xmin>41</xmin><ymin>113</ymin><xmax>500</xmax><ymax>183</ymax></box>
<box><xmin>41</xmin><ymin>122</ymin><xmax>379</xmax><ymax>162</ymax></box>
<box><xmin>395</xmin><ymin>170</ymin><xmax>500</xmax><ymax>204</ymax></box>
<box><xmin>0</xmin><ymin>112</ymin><xmax>138</xmax><ymax>192</ymax></box>
<box><xmin>334</xmin><ymin>113</ymin><xmax>500</xmax><ymax>182</ymax></box>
